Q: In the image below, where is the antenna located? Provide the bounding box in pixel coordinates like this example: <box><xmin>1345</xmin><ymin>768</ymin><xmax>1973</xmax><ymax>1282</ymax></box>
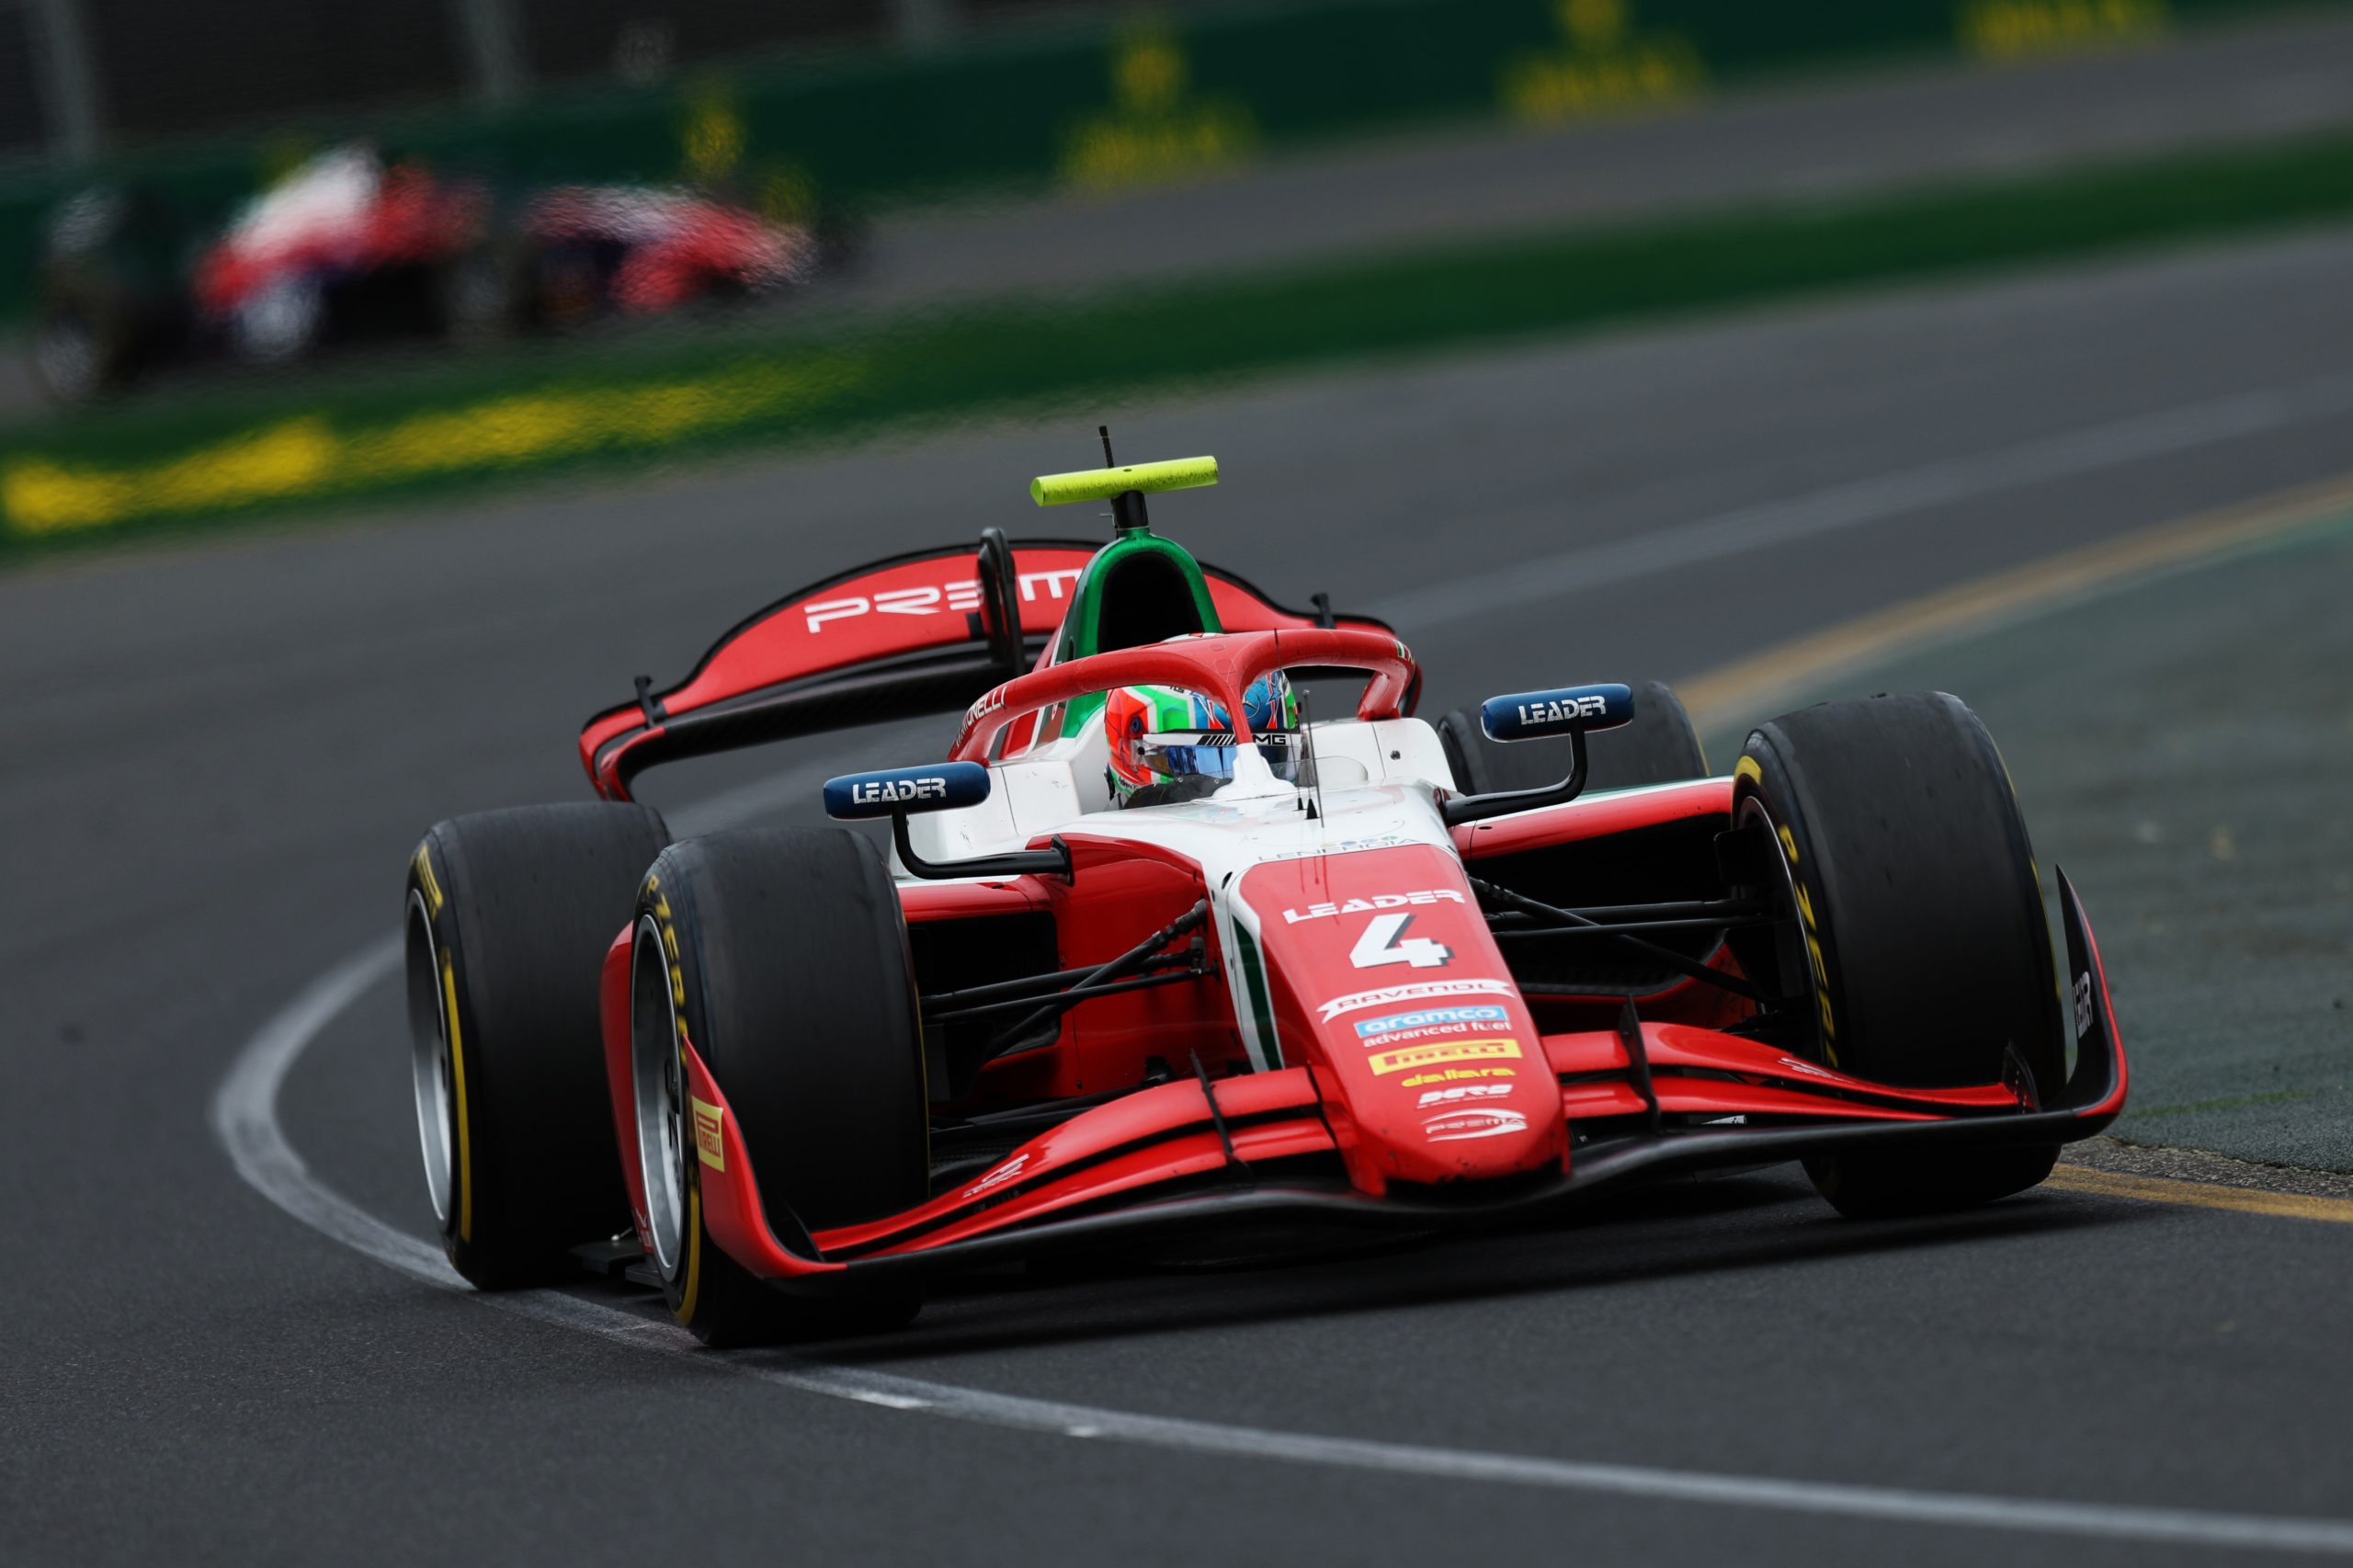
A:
<box><xmin>1297</xmin><ymin>683</ymin><xmax>1326</xmax><ymax>823</ymax></box>
<box><xmin>1099</xmin><ymin>425</ymin><xmax>1115</xmax><ymax>466</ymax></box>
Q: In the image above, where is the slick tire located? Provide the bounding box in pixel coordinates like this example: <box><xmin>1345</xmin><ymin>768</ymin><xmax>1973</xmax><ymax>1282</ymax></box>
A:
<box><xmin>405</xmin><ymin>802</ymin><xmax>670</xmax><ymax>1287</ymax></box>
<box><xmin>1439</xmin><ymin>679</ymin><xmax>1706</xmax><ymax>797</ymax></box>
<box><xmin>1733</xmin><ymin>693</ymin><xmax>2064</xmax><ymax>1219</ymax></box>
<box><xmin>630</xmin><ymin>828</ymin><xmax>928</xmax><ymax>1346</ymax></box>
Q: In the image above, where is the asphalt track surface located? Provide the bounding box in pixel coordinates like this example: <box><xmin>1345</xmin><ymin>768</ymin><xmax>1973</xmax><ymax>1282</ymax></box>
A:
<box><xmin>9</xmin><ymin>227</ymin><xmax>2353</xmax><ymax>1563</ymax></box>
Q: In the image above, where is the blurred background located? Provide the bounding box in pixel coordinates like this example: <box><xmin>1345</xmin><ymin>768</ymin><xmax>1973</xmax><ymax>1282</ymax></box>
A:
<box><xmin>7</xmin><ymin>0</ymin><xmax>2353</xmax><ymax>533</ymax></box>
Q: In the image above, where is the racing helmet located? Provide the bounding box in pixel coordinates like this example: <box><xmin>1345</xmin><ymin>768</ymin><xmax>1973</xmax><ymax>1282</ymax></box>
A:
<box><xmin>1104</xmin><ymin>671</ymin><xmax>1300</xmax><ymax>806</ymax></box>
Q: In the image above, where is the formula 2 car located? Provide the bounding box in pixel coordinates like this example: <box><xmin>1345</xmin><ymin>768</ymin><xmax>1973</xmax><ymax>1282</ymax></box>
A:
<box><xmin>403</xmin><ymin>447</ymin><xmax>2127</xmax><ymax>1343</ymax></box>
<box><xmin>34</xmin><ymin>145</ymin><xmax>493</xmax><ymax>400</ymax></box>
<box><xmin>504</xmin><ymin>184</ymin><xmax>817</xmax><ymax>328</ymax></box>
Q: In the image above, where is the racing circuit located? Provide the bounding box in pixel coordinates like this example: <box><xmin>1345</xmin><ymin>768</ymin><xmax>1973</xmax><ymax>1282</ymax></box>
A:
<box><xmin>8</xmin><ymin>215</ymin><xmax>2353</xmax><ymax>1562</ymax></box>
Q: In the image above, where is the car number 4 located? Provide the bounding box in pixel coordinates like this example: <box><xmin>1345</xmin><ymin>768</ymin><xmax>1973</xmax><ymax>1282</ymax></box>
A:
<box><xmin>1348</xmin><ymin>913</ymin><xmax>1452</xmax><ymax>971</ymax></box>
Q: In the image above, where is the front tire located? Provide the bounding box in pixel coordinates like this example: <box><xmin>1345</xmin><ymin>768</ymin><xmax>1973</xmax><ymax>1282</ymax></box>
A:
<box><xmin>1733</xmin><ymin>693</ymin><xmax>2063</xmax><ymax>1218</ymax></box>
<box><xmin>631</xmin><ymin>828</ymin><xmax>929</xmax><ymax>1345</ymax></box>
<box><xmin>405</xmin><ymin>802</ymin><xmax>669</xmax><ymax>1286</ymax></box>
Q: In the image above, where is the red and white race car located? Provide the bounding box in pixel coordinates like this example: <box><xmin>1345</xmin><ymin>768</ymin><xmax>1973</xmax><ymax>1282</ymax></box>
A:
<box><xmin>34</xmin><ymin>147</ymin><xmax>823</xmax><ymax>400</ymax></box>
<box><xmin>509</xmin><ymin>184</ymin><xmax>814</xmax><ymax>325</ymax></box>
<box><xmin>403</xmin><ymin>450</ymin><xmax>2126</xmax><ymax>1344</ymax></box>
<box><xmin>190</xmin><ymin>145</ymin><xmax>491</xmax><ymax>364</ymax></box>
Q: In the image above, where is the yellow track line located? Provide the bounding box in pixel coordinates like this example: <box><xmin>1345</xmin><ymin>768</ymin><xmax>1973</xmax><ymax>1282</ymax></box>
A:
<box><xmin>1680</xmin><ymin>470</ymin><xmax>2353</xmax><ymax>729</ymax></box>
<box><xmin>2046</xmin><ymin>1165</ymin><xmax>2353</xmax><ymax>1224</ymax></box>
<box><xmin>1677</xmin><ymin>469</ymin><xmax>2353</xmax><ymax>1226</ymax></box>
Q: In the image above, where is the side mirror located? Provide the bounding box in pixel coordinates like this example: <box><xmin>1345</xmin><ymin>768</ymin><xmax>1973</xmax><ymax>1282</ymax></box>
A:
<box><xmin>824</xmin><ymin>761</ymin><xmax>992</xmax><ymax>820</ymax></box>
<box><xmin>823</xmin><ymin>761</ymin><xmax>1071</xmax><ymax>882</ymax></box>
<box><xmin>1481</xmin><ymin>684</ymin><xmax>1634</xmax><ymax>742</ymax></box>
<box><xmin>1443</xmin><ymin>683</ymin><xmax>1633</xmax><ymax>826</ymax></box>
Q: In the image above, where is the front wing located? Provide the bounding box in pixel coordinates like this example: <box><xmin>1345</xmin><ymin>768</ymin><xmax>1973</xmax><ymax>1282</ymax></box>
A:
<box><xmin>683</xmin><ymin>871</ymin><xmax>2126</xmax><ymax>1295</ymax></box>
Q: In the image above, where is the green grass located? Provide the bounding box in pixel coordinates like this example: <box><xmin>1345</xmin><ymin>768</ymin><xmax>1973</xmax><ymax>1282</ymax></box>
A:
<box><xmin>8</xmin><ymin>125</ymin><xmax>2353</xmax><ymax>555</ymax></box>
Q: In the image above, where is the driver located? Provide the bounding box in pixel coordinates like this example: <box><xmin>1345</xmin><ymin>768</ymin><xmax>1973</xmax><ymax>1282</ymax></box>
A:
<box><xmin>1105</xmin><ymin>672</ymin><xmax>1300</xmax><ymax>808</ymax></box>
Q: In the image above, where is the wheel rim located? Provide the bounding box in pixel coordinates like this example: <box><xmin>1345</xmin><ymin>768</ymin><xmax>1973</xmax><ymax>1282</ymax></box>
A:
<box><xmin>234</xmin><ymin>278</ymin><xmax>321</xmax><ymax>362</ymax></box>
<box><xmin>631</xmin><ymin>915</ymin><xmax>689</xmax><ymax>1279</ymax></box>
<box><xmin>404</xmin><ymin>892</ymin><xmax>456</xmax><ymax>1227</ymax></box>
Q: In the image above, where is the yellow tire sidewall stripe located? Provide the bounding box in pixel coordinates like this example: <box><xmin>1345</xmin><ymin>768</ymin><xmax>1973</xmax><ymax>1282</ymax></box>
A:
<box><xmin>439</xmin><ymin>949</ymin><xmax>474</xmax><ymax>1246</ymax></box>
<box><xmin>677</xmin><ymin>1186</ymin><xmax>703</xmax><ymax>1325</ymax></box>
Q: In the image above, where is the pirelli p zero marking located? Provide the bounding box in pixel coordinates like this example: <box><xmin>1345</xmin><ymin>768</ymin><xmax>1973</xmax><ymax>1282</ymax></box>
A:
<box><xmin>410</xmin><ymin>844</ymin><xmax>444</xmax><ymax>916</ymax></box>
<box><xmin>1756</xmin><ymin>798</ymin><xmax>1839</xmax><ymax>1064</ymax></box>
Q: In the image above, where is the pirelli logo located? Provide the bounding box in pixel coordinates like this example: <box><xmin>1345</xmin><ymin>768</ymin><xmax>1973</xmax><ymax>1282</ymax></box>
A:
<box><xmin>1366</xmin><ymin>1039</ymin><xmax>1523</xmax><ymax>1077</ymax></box>
<box><xmin>690</xmin><ymin>1096</ymin><xmax>726</xmax><ymax>1171</ymax></box>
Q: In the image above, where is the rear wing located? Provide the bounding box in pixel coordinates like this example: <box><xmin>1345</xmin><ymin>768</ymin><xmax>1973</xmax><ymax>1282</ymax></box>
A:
<box><xmin>580</xmin><ymin>530</ymin><xmax>1400</xmax><ymax>800</ymax></box>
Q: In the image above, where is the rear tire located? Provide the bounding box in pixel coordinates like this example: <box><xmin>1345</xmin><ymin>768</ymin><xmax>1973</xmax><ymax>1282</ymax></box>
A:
<box><xmin>405</xmin><ymin>802</ymin><xmax>669</xmax><ymax>1286</ymax></box>
<box><xmin>630</xmin><ymin>828</ymin><xmax>928</xmax><ymax>1346</ymax></box>
<box><xmin>1440</xmin><ymin>679</ymin><xmax>1705</xmax><ymax>797</ymax></box>
<box><xmin>1733</xmin><ymin>693</ymin><xmax>2063</xmax><ymax>1218</ymax></box>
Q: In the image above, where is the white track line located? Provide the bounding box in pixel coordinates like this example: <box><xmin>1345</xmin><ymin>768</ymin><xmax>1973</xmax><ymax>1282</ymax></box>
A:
<box><xmin>210</xmin><ymin>954</ymin><xmax>2353</xmax><ymax>1553</ymax></box>
<box><xmin>210</xmin><ymin>392</ymin><xmax>2353</xmax><ymax>1551</ymax></box>
<box><xmin>1373</xmin><ymin>372</ymin><xmax>2353</xmax><ymax>631</ymax></box>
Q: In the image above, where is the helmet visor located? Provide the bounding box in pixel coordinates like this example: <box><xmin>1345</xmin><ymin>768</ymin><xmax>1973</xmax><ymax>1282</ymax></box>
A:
<box><xmin>1136</xmin><ymin>730</ymin><xmax>1302</xmax><ymax>784</ymax></box>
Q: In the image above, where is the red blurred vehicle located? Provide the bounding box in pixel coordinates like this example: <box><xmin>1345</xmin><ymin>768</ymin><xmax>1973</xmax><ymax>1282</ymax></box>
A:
<box><xmin>190</xmin><ymin>144</ymin><xmax>493</xmax><ymax>366</ymax></box>
<box><xmin>32</xmin><ymin>147</ymin><xmax>830</xmax><ymax>402</ymax></box>
<box><xmin>31</xmin><ymin>148</ymin><xmax>494</xmax><ymax>400</ymax></box>
<box><xmin>508</xmin><ymin>184</ymin><xmax>814</xmax><ymax>325</ymax></box>
<box><xmin>402</xmin><ymin>450</ymin><xmax>2127</xmax><ymax>1344</ymax></box>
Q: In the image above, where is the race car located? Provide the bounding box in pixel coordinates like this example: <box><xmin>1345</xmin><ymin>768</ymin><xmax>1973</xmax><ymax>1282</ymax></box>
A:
<box><xmin>32</xmin><ymin>145</ymin><xmax>494</xmax><ymax>399</ymax></box>
<box><xmin>30</xmin><ymin>150</ymin><xmax>835</xmax><ymax>402</ymax></box>
<box><xmin>402</xmin><ymin>448</ymin><xmax>2127</xmax><ymax>1344</ymax></box>
<box><xmin>188</xmin><ymin>144</ymin><xmax>494</xmax><ymax>367</ymax></box>
<box><xmin>504</xmin><ymin>184</ymin><xmax>818</xmax><ymax>328</ymax></box>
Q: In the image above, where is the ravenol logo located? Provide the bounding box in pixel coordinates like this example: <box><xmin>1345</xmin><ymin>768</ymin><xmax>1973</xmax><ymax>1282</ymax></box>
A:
<box><xmin>1354</xmin><ymin>1005</ymin><xmax>1507</xmax><ymax>1040</ymax></box>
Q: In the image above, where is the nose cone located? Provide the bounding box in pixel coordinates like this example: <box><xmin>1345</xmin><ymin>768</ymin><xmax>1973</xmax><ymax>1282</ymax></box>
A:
<box><xmin>1236</xmin><ymin>846</ymin><xmax>1564</xmax><ymax>1189</ymax></box>
<box><xmin>1347</xmin><ymin>1028</ymin><xmax>1563</xmax><ymax>1186</ymax></box>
